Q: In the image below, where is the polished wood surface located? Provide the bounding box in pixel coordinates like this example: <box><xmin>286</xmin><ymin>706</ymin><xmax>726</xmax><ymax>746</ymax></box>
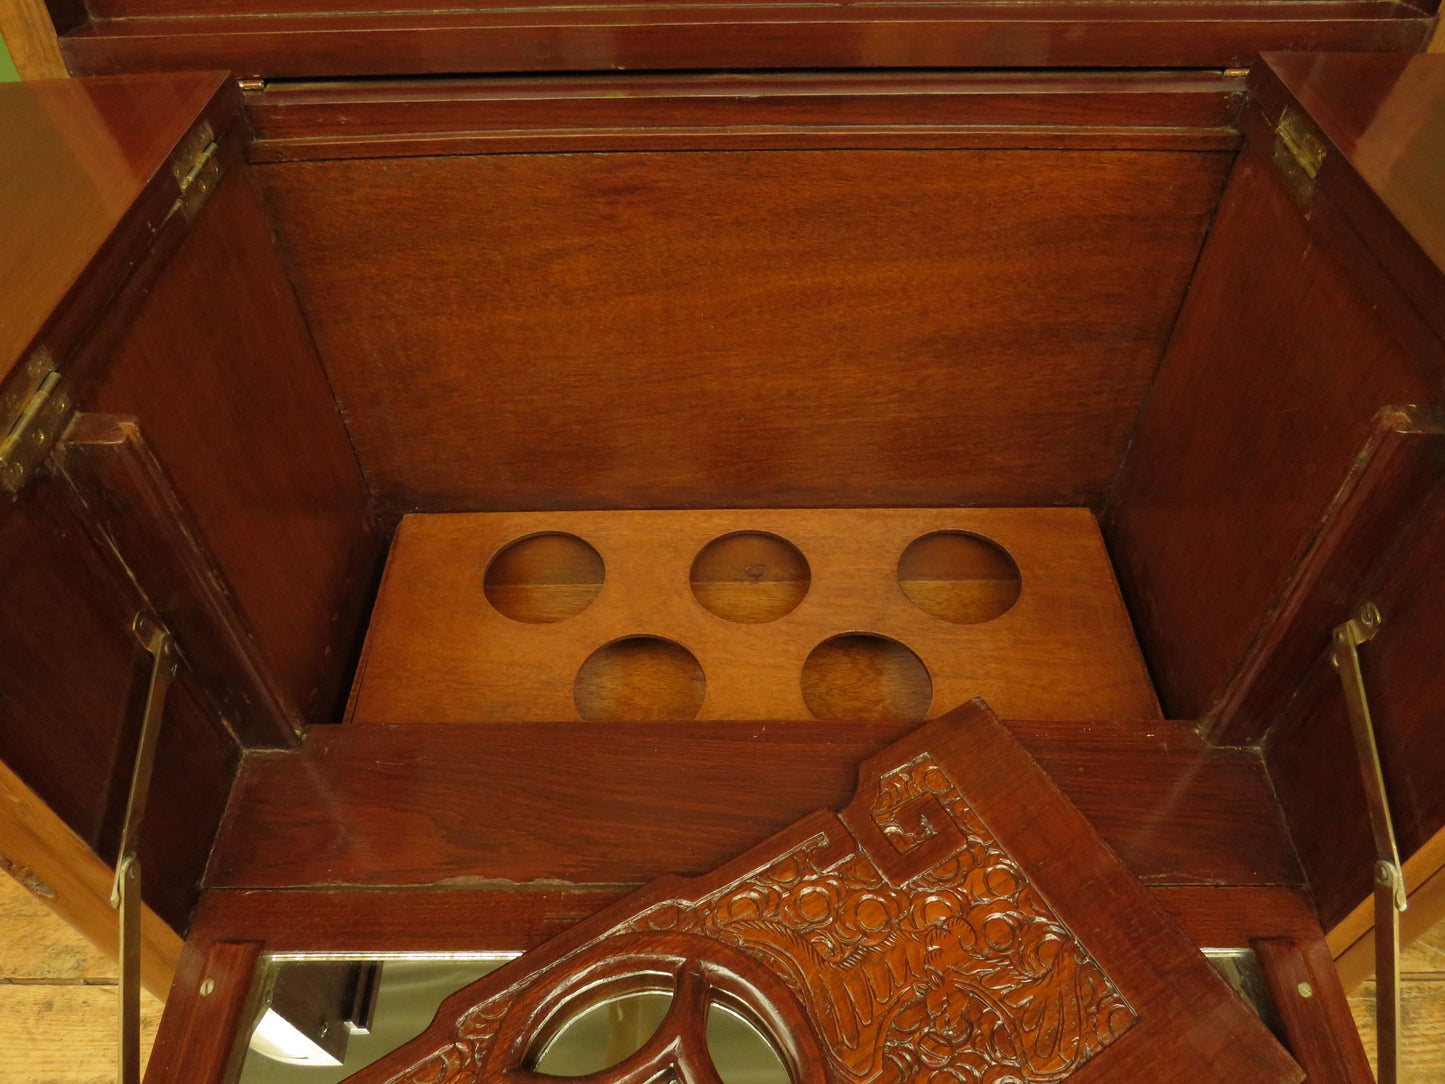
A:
<box><xmin>0</xmin><ymin>476</ymin><xmax>237</xmax><ymax>931</ymax></box>
<box><xmin>344</xmin><ymin>704</ymin><xmax>1300</xmax><ymax>1084</ymax></box>
<box><xmin>1257</xmin><ymin>52</ymin><xmax>1445</xmax><ymax>282</ymax></box>
<box><xmin>1105</xmin><ymin>131</ymin><xmax>1435</xmax><ymax>722</ymax></box>
<box><xmin>1266</xmin><ymin>458</ymin><xmax>1445</xmax><ymax>930</ymax></box>
<box><xmin>57</xmin><ymin>3</ymin><xmax>1434</xmax><ymax>80</ymax></box>
<box><xmin>0</xmin><ymin>71</ymin><xmax>230</xmax><ymax>378</ymax></box>
<box><xmin>87</xmin><ymin>164</ymin><xmax>377</xmax><ymax>731</ymax></box>
<box><xmin>1255</xmin><ymin>938</ymin><xmax>1375</xmax><ymax>1084</ymax></box>
<box><xmin>1208</xmin><ymin>407</ymin><xmax>1445</xmax><ymax>743</ymax></box>
<box><xmin>207</xmin><ymin>715</ymin><xmax>1300</xmax><ymax>891</ymax></box>
<box><xmin>57</xmin><ymin>414</ymin><xmax>307</xmax><ymax>747</ymax></box>
<box><xmin>143</xmin><ymin>940</ymin><xmax>260</xmax><ymax>1084</ymax></box>
<box><xmin>351</xmin><ymin>509</ymin><xmax>1158</xmax><ymax>723</ymax></box>
<box><xmin>257</xmin><ymin>146</ymin><xmax>1226</xmax><ymax>515</ymax></box>
<box><xmin>243</xmin><ymin>71</ymin><xmax>1243</xmax><ymax>162</ymax></box>
<box><xmin>183</xmin><ymin>884</ymin><xmax>1322</xmax><ymax>958</ymax></box>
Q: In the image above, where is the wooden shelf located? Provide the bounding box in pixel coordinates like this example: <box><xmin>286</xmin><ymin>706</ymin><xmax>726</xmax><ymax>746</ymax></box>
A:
<box><xmin>347</xmin><ymin>507</ymin><xmax>1160</xmax><ymax>724</ymax></box>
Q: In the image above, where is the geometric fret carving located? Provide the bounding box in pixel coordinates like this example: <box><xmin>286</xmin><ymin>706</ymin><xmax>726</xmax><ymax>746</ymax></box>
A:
<box><xmin>343</xmin><ymin>701</ymin><xmax>1301</xmax><ymax>1084</ymax></box>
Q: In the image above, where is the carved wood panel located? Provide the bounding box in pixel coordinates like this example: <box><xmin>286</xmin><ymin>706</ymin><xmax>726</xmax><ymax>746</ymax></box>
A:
<box><xmin>343</xmin><ymin>702</ymin><xmax>1302</xmax><ymax>1084</ymax></box>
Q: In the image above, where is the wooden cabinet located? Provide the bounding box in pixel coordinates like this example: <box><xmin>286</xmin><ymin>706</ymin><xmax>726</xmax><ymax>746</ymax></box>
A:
<box><xmin>1</xmin><ymin>21</ymin><xmax>1444</xmax><ymax>1082</ymax></box>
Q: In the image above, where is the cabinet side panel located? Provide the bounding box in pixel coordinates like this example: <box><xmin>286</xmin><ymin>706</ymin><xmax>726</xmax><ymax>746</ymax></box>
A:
<box><xmin>89</xmin><ymin>165</ymin><xmax>377</xmax><ymax>728</ymax></box>
<box><xmin>254</xmin><ymin>148</ymin><xmax>1228</xmax><ymax>514</ymax></box>
<box><xmin>1105</xmin><ymin>143</ymin><xmax>1434</xmax><ymax>720</ymax></box>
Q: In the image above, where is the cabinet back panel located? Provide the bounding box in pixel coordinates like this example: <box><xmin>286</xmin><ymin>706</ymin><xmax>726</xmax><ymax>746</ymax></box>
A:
<box><xmin>255</xmin><ymin>148</ymin><xmax>1230</xmax><ymax>514</ymax></box>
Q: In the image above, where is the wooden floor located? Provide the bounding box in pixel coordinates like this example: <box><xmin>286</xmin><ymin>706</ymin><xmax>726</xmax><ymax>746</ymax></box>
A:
<box><xmin>0</xmin><ymin>870</ymin><xmax>1441</xmax><ymax>1081</ymax></box>
<box><xmin>0</xmin><ymin>875</ymin><xmax>161</xmax><ymax>1083</ymax></box>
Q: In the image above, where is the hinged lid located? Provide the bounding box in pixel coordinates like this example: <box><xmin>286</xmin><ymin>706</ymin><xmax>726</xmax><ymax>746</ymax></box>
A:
<box><xmin>40</xmin><ymin>0</ymin><xmax>1442</xmax><ymax>81</ymax></box>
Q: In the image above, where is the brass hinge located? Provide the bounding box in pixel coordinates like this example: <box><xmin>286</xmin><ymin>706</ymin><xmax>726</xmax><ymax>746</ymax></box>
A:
<box><xmin>237</xmin><ymin>78</ymin><xmax>266</xmax><ymax>92</ymax></box>
<box><xmin>0</xmin><ymin>350</ymin><xmax>72</xmax><ymax>497</ymax></box>
<box><xmin>1275</xmin><ymin>106</ymin><xmax>1328</xmax><ymax>181</ymax></box>
<box><xmin>165</xmin><ymin>120</ymin><xmax>222</xmax><ymax>225</ymax></box>
<box><xmin>1329</xmin><ymin>602</ymin><xmax>1405</xmax><ymax>1084</ymax></box>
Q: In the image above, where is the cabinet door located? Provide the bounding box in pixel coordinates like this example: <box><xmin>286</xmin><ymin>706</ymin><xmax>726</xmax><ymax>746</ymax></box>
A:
<box><xmin>315</xmin><ymin>704</ymin><xmax>1301</xmax><ymax>1084</ymax></box>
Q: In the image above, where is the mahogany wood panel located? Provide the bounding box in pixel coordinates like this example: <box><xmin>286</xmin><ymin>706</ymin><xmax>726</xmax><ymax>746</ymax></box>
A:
<box><xmin>1208</xmin><ymin>408</ymin><xmax>1445</xmax><ymax>743</ymax></box>
<box><xmin>56</xmin><ymin>414</ymin><xmax>307</xmax><ymax>747</ymax></box>
<box><xmin>1255</xmin><ymin>938</ymin><xmax>1376</xmax><ymax>1084</ymax></box>
<box><xmin>88</xmin><ymin>163</ymin><xmax>377</xmax><ymax>730</ymax></box>
<box><xmin>58</xmin><ymin>4</ymin><xmax>1434</xmax><ymax>80</ymax></box>
<box><xmin>1104</xmin><ymin>135</ymin><xmax>1436</xmax><ymax>722</ymax></box>
<box><xmin>185</xmin><ymin>884</ymin><xmax>1322</xmax><ymax>958</ymax></box>
<box><xmin>1265</xmin><ymin>462</ymin><xmax>1445</xmax><ymax>931</ymax></box>
<box><xmin>0</xmin><ymin>71</ymin><xmax>232</xmax><ymax>379</ymax></box>
<box><xmin>345</xmin><ymin>703</ymin><xmax>1301</xmax><ymax>1084</ymax></box>
<box><xmin>0</xmin><ymin>479</ymin><xmax>236</xmax><ymax>931</ymax></box>
<box><xmin>352</xmin><ymin>509</ymin><xmax>1158</xmax><ymax>724</ymax></box>
<box><xmin>242</xmin><ymin>72</ymin><xmax>1243</xmax><ymax>162</ymax></box>
<box><xmin>256</xmin><ymin>147</ymin><xmax>1228</xmax><ymax>514</ymax></box>
<box><xmin>143</xmin><ymin>940</ymin><xmax>261</xmax><ymax>1084</ymax></box>
<box><xmin>206</xmin><ymin>715</ymin><xmax>1301</xmax><ymax>892</ymax></box>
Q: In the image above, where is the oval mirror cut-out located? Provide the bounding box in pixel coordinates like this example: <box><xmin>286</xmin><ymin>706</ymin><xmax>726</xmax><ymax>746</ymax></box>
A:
<box><xmin>801</xmin><ymin>633</ymin><xmax>932</xmax><ymax>721</ymax></box>
<box><xmin>534</xmin><ymin>990</ymin><xmax>672</xmax><ymax>1076</ymax></box>
<box><xmin>575</xmin><ymin>636</ymin><xmax>706</xmax><ymax>721</ymax></box>
<box><xmin>897</xmin><ymin>530</ymin><xmax>1021</xmax><ymax>624</ymax></box>
<box><xmin>484</xmin><ymin>533</ymin><xmax>605</xmax><ymax>624</ymax></box>
<box><xmin>708</xmin><ymin>1003</ymin><xmax>791</xmax><ymax>1084</ymax></box>
<box><xmin>690</xmin><ymin>532</ymin><xmax>810</xmax><ymax>623</ymax></box>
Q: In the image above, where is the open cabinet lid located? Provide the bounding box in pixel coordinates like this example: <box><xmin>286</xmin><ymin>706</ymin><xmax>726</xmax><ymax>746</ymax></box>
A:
<box><xmin>47</xmin><ymin>0</ymin><xmax>1441</xmax><ymax>81</ymax></box>
<box><xmin>338</xmin><ymin>703</ymin><xmax>1302</xmax><ymax>1084</ymax></box>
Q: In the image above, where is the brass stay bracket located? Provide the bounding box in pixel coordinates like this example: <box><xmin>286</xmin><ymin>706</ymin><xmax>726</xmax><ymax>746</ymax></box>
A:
<box><xmin>1329</xmin><ymin>602</ymin><xmax>1406</xmax><ymax>1084</ymax></box>
<box><xmin>113</xmin><ymin>614</ymin><xmax>179</xmax><ymax>1084</ymax></box>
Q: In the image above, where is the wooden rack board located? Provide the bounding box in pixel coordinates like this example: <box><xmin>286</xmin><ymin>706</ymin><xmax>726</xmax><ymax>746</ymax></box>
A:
<box><xmin>347</xmin><ymin>508</ymin><xmax>1159</xmax><ymax>723</ymax></box>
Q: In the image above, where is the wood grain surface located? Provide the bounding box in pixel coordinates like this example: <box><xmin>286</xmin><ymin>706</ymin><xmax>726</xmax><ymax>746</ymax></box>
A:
<box><xmin>1105</xmin><ymin>134</ymin><xmax>1435</xmax><ymax>722</ymax></box>
<box><xmin>349</xmin><ymin>509</ymin><xmax>1159</xmax><ymax>723</ymax></box>
<box><xmin>0</xmin><ymin>875</ymin><xmax>163</xmax><ymax>1084</ymax></box>
<box><xmin>241</xmin><ymin>71</ymin><xmax>1244</xmax><ymax>162</ymax></box>
<box><xmin>255</xmin><ymin>147</ymin><xmax>1227</xmax><ymax>514</ymax></box>
<box><xmin>88</xmin><ymin>164</ymin><xmax>377</xmax><ymax>730</ymax></box>
<box><xmin>206</xmin><ymin>715</ymin><xmax>1299</xmax><ymax>891</ymax></box>
<box><xmin>57</xmin><ymin>3</ymin><xmax>1436</xmax><ymax>80</ymax></box>
<box><xmin>341</xmin><ymin>703</ymin><xmax>1301</xmax><ymax>1084</ymax></box>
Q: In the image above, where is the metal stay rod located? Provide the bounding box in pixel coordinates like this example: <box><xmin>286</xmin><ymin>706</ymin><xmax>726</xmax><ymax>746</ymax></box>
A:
<box><xmin>114</xmin><ymin>614</ymin><xmax>179</xmax><ymax>1084</ymax></box>
<box><xmin>1329</xmin><ymin>602</ymin><xmax>1406</xmax><ymax>1084</ymax></box>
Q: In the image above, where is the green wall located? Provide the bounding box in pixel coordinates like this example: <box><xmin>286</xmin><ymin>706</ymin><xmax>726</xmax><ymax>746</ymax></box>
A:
<box><xmin>1</xmin><ymin>30</ymin><xmax>20</xmax><ymax>81</ymax></box>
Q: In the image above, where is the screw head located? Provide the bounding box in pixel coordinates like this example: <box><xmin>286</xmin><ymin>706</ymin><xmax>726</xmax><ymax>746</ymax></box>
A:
<box><xmin>200</xmin><ymin>979</ymin><xmax>215</xmax><ymax>997</ymax></box>
<box><xmin>1297</xmin><ymin>982</ymin><xmax>1314</xmax><ymax>999</ymax></box>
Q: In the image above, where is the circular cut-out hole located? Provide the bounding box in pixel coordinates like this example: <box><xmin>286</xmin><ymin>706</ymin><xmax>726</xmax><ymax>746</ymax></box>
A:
<box><xmin>800</xmin><ymin>633</ymin><xmax>932</xmax><ymax>721</ymax></box>
<box><xmin>574</xmin><ymin>637</ymin><xmax>706</xmax><ymax>721</ymax></box>
<box><xmin>897</xmin><ymin>531</ymin><xmax>1021</xmax><ymax>624</ymax></box>
<box><xmin>484</xmin><ymin>533</ymin><xmax>604</xmax><ymax>624</ymax></box>
<box><xmin>690</xmin><ymin>532</ymin><xmax>810</xmax><ymax>623</ymax></box>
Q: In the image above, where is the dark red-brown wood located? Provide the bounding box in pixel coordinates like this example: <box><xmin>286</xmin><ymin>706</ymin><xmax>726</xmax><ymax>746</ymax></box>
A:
<box><xmin>207</xmin><ymin>716</ymin><xmax>1301</xmax><ymax>892</ymax></box>
<box><xmin>0</xmin><ymin>71</ymin><xmax>234</xmax><ymax>380</ymax></box>
<box><xmin>57</xmin><ymin>3</ymin><xmax>1436</xmax><ymax>81</ymax></box>
<box><xmin>1208</xmin><ymin>407</ymin><xmax>1445</xmax><ymax>743</ymax></box>
<box><xmin>1104</xmin><ymin>122</ymin><xmax>1436</xmax><ymax>723</ymax></box>
<box><xmin>55</xmin><ymin>414</ymin><xmax>307</xmax><ymax>747</ymax></box>
<box><xmin>337</xmin><ymin>703</ymin><xmax>1301</xmax><ymax>1084</ymax></box>
<box><xmin>242</xmin><ymin>71</ymin><xmax>1243</xmax><ymax>162</ymax></box>
<box><xmin>1254</xmin><ymin>938</ymin><xmax>1376</xmax><ymax>1084</ymax></box>
<box><xmin>255</xmin><ymin>144</ymin><xmax>1228</xmax><ymax>515</ymax></box>
<box><xmin>85</xmin><ymin>163</ymin><xmax>378</xmax><ymax>729</ymax></box>
<box><xmin>143</xmin><ymin>940</ymin><xmax>262</xmax><ymax>1084</ymax></box>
